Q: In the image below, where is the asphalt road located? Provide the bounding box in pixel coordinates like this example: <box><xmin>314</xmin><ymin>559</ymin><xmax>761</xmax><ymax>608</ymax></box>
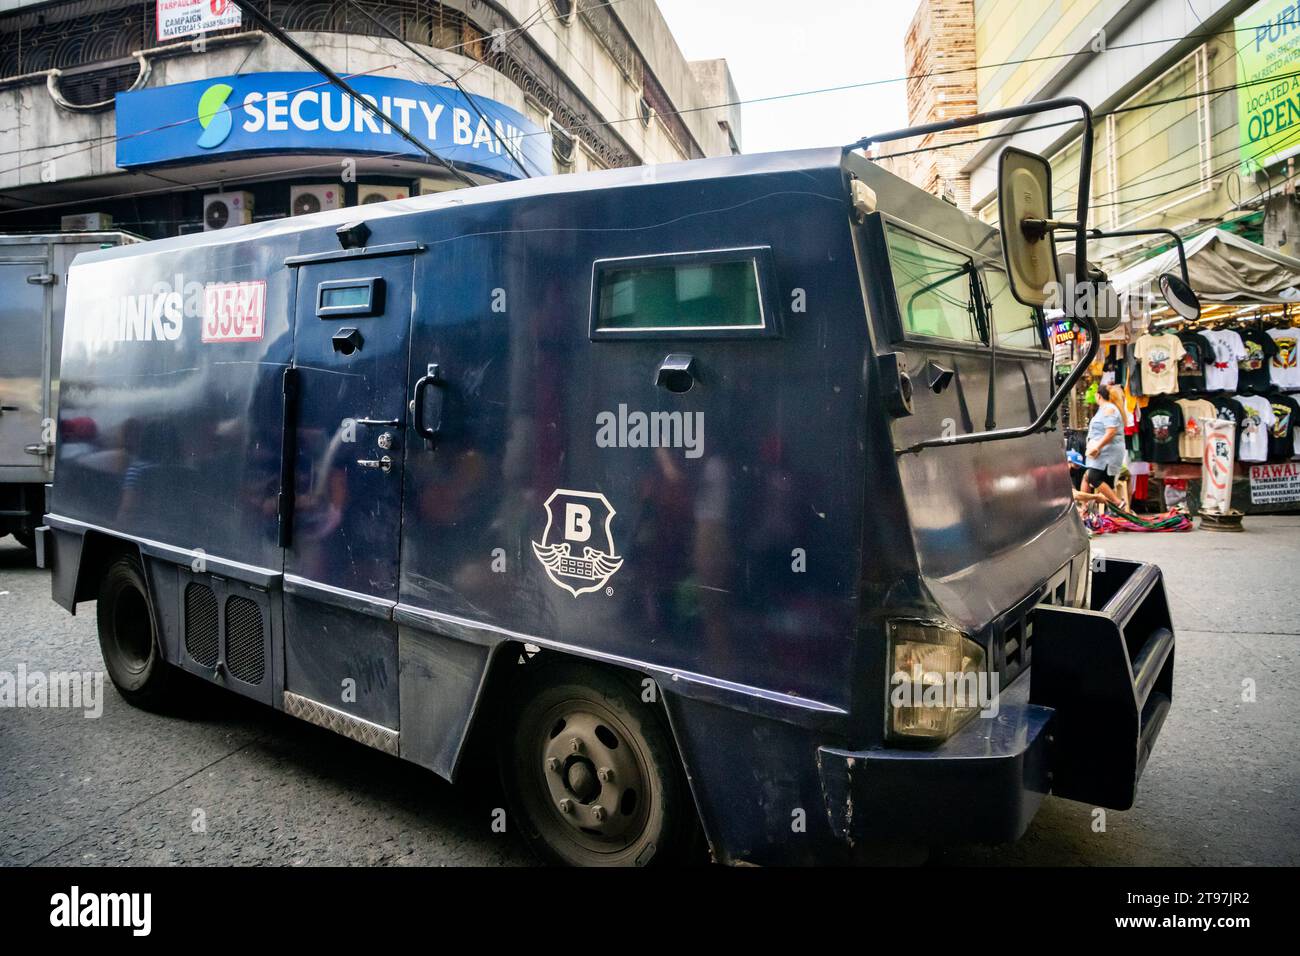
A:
<box><xmin>1</xmin><ymin>517</ymin><xmax>1297</xmax><ymax>866</ymax></box>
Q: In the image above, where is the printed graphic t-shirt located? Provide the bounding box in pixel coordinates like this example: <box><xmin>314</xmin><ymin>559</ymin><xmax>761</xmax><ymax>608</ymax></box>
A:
<box><xmin>1174</xmin><ymin>398</ymin><xmax>1217</xmax><ymax>462</ymax></box>
<box><xmin>1211</xmin><ymin>396</ymin><xmax>1246</xmax><ymax>453</ymax></box>
<box><xmin>1139</xmin><ymin>398</ymin><xmax>1185</xmax><ymax>463</ymax></box>
<box><xmin>1176</xmin><ymin>331</ymin><xmax>1213</xmax><ymax>392</ymax></box>
<box><xmin>1238</xmin><ymin>328</ymin><xmax>1279</xmax><ymax>392</ymax></box>
<box><xmin>1236</xmin><ymin>394</ymin><xmax>1276</xmax><ymax>463</ymax></box>
<box><xmin>1267</xmin><ymin>393</ymin><xmax>1300</xmax><ymax>461</ymax></box>
<box><xmin>1132</xmin><ymin>332</ymin><xmax>1185</xmax><ymax>395</ymax></box>
<box><xmin>1268</xmin><ymin>326</ymin><xmax>1300</xmax><ymax>389</ymax></box>
<box><xmin>1201</xmin><ymin>330</ymin><xmax>1248</xmax><ymax>391</ymax></box>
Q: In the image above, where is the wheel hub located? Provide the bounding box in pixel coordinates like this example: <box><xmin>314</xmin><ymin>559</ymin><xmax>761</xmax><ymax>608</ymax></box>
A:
<box><xmin>541</xmin><ymin>710</ymin><xmax>644</xmax><ymax>840</ymax></box>
<box><xmin>565</xmin><ymin>758</ymin><xmax>599</xmax><ymax>802</ymax></box>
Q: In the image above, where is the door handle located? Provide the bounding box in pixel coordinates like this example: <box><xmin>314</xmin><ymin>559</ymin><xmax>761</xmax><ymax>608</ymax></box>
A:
<box><xmin>411</xmin><ymin>363</ymin><xmax>445</xmax><ymax>445</ymax></box>
<box><xmin>356</xmin><ymin>455</ymin><xmax>393</xmax><ymax>473</ymax></box>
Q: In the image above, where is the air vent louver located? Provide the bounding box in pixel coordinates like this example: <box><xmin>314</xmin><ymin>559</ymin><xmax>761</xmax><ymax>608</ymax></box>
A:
<box><xmin>184</xmin><ymin>583</ymin><xmax>219</xmax><ymax>667</ymax></box>
<box><xmin>224</xmin><ymin>595</ymin><xmax>266</xmax><ymax>685</ymax></box>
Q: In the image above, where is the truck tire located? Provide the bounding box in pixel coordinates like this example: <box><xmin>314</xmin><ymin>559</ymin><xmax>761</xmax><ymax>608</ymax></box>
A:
<box><xmin>96</xmin><ymin>553</ymin><xmax>175</xmax><ymax>709</ymax></box>
<box><xmin>11</xmin><ymin>528</ymin><xmax>35</xmax><ymax>551</ymax></box>
<box><xmin>499</xmin><ymin>660</ymin><xmax>696</xmax><ymax>866</ymax></box>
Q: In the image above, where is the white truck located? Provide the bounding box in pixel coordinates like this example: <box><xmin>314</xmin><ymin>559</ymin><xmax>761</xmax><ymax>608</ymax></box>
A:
<box><xmin>0</xmin><ymin>232</ymin><xmax>139</xmax><ymax>549</ymax></box>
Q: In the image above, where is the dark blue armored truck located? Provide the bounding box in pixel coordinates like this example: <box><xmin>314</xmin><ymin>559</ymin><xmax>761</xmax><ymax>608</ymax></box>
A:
<box><xmin>38</xmin><ymin>101</ymin><xmax>1177</xmax><ymax>865</ymax></box>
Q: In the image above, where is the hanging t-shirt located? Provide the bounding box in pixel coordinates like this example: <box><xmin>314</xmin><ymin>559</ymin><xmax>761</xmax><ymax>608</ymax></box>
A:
<box><xmin>1267</xmin><ymin>393</ymin><xmax>1300</xmax><ymax>461</ymax></box>
<box><xmin>1174</xmin><ymin>398</ymin><xmax>1217</xmax><ymax>461</ymax></box>
<box><xmin>1176</xmin><ymin>331</ymin><xmax>1213</xmax><ymax>392</ymax></box>
<box><xmin>1236</xmin><ymin>394</ymin><xmax>1276</xmax><ymax>463</ymax></box>
<box><xmin>1267</xmin><ymin>326</ymin><xmax>1300</xmax><ymax>389</ymax></box>
<box><xmin>1201</xmin><ymin>330</ymin><xmax>1248</xmax><ymax>391</ymax></box>
<box><xmin>1238</xmin><ymin>328</ymin><xmax>1278</xmax><ymax>392</ymax></box>
<box><xmin>1132</xmin><ymin>332</ymin><xmax>1185</xmax><ymax>395</ymax></box>
<box><xmin>1139</xmin><ymin>398</ymin><xmax>1184</xmax><ymax>463</ymax></box>
<box><xmin>1122</xmin><ymin>388</ymin><xmax>1140</xmax><ymax>436</ymax></box>
<box><xmin>1211</xmin><ymin>396</ymin><xmax>1247</xmax><ymax>453</ymax></box>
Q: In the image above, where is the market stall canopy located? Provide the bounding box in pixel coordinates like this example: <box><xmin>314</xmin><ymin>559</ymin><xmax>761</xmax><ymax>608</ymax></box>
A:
<box><xmin>1110</xmin><ymin>227</ymin><xmax>1300</xmax><ymax>305</ymax></box>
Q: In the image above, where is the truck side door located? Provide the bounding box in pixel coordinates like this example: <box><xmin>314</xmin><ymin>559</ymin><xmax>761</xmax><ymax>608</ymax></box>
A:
<box><xmin>281</xmin><ymin>252</ymin><xmax>416</xmax><ymax>730</ymax></box>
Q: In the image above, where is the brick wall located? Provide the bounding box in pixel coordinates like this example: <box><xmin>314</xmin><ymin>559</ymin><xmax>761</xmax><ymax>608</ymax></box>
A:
<box><xmin>877</xmin><ymin>0</ymin><xmax>977</xmax><ymax>210</ymax></box>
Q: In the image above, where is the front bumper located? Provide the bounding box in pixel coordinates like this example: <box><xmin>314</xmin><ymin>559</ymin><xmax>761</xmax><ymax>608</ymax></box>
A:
<box><xmin>818</xmin><ymin>557</ymin><xmax>1175</xmax><ymax>847</ymax></box>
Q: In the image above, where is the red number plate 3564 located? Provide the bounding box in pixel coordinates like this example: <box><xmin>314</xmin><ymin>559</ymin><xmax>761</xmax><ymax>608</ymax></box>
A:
<box><xmin>203</xmin><ymin>280</ymin><xmax>266</xmax><ymax>343</ymax></box>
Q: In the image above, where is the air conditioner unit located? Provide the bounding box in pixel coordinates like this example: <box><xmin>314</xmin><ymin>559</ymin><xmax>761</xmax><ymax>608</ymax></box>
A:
<box><xmin>290</xmin><ymin>184</ymin><xmax>343</xmax><ymax>217</ymax></box>
<box><xmin>357</xmin><ymin>184</ymin><xmax>410</xmax><ymax>205</ymax></box>
<box><xmin>61</xmin><ymin>212</ymin><xmax>112</xmax><ymax>231</ymax></box>
<box><xmin>203</xmin><ymin>191</ymin><xmax>254</xmax><ymax>231</ymax></box>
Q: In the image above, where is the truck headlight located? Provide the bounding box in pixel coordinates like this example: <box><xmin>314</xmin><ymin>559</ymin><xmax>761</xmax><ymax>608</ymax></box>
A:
<box><xmin>887</xmin><ymin>620</ymin><xmax>987</xmax><ymax>743</ymax></box>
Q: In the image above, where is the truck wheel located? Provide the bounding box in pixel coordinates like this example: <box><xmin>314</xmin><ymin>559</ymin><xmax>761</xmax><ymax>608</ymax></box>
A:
<box><xmin>96</xmin><ymin>553</ymin><xmax>175</xmax><ymax>709</ymax></box>
<box><xmin>11</xmin><ymin>528</ymin><xmax>35</xmax><ymax>551</ymax></box>
<box><xmin>499</xmin><ymin>661</ymin><xmax>695</xmax><ymax>866</ymax></box>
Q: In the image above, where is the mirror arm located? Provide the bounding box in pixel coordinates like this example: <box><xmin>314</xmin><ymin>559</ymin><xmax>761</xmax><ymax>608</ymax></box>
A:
<box><xmin>1053</xmin><ymin>226</ymin><xmax>1191</xmax><ymax>284</ymax></box>
<box><xmin>896</xmin><ymin>312</ymin><xmax>1100</xmax><ymax>456</ymax></box>
<box><xmin>1021</xmin><ymin>218</ymin><xmax>1081</xmax><ymax>241</ymax></box>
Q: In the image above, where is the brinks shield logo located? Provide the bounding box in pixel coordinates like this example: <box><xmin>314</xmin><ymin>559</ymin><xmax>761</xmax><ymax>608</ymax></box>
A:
<box><xmin>196</xmin><ymin>83</ymin><xmax>234</xmax><ymax>149</ymax></box>
<box><xmin>532</xmin><ymin>489</ymin><xmax>623</xmax><ymax>597</ymax></box>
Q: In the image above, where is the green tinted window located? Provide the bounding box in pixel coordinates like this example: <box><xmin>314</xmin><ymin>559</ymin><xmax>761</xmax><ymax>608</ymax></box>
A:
<box><xmin>885</xmin><ymin>224</ymin><xmax>983</xmax><ymax>343</ymax></box>
<box><xmin>983</xmin><ymin>266</ymin><xmax>1044</xmax><ymax>349</ymax></box>
<box><xmin>595</xmin><ymin>258</ymin><xmax>764</xmax><ymax>332</ymax></box>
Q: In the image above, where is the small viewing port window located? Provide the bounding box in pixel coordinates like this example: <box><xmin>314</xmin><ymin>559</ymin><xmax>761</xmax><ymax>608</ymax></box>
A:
<box><xmin>317</xmin><ymin>277</ymin><xmax>384</xmax><ymax>318</ymax></box>
<box><xmin>590</xmin><ymin>247</ymin><xmax>777</xmax><ymax>340</ymax></box>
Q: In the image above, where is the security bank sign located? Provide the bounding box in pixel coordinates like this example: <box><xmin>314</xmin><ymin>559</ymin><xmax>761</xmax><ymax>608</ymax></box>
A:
<box><xmin>115</xmin><ymin>72</ymin><xmax>553</xmax><ymax>180</ymax></box>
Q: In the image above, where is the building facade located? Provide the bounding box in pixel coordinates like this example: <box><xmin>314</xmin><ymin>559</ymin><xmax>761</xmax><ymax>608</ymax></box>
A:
<box><xmin>884</xmin><ymin>0</ymin><xmax>1298</xmax><ymax>269</ymax></box>
<box><xmin>0</xmin><ymin>0</ymin><xmax>741</xmax><ymax>238</ymax></box>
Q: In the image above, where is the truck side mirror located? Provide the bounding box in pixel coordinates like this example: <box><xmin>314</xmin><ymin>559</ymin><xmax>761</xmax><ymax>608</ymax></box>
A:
<box><xmin>1158</xmin><ymin>272</ymin><xmax>1200</xmax><ymax>320</ymax></box>
<box><xmin>998</xmin><ymin>147</ymin><xmax>1060</xmax><ymax>308</ymax></box>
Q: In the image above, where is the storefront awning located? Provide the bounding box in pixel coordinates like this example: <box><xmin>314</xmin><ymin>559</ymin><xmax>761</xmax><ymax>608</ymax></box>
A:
<box><xmin>1109</xmin><ymin>227</ymin><xmax>1300</xmax><ymax>305</ymax></box>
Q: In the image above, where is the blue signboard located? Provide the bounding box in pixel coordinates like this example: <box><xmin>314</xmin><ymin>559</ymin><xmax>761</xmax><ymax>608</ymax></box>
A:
<box><xmin>115</xmin><ymin>72</ymin><xmax>553</xmax><ymax>180</ymax></box>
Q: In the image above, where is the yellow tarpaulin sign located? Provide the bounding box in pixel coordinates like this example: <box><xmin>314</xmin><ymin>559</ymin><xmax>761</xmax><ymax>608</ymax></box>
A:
<box><xmin>1237</xmin><ymin>0</ymin><xmax>1300</xmax><ymax>173</ymax></box>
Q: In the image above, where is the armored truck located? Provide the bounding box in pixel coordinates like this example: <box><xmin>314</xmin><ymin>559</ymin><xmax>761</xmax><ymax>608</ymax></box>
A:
<box><xmin>38</xmin><ymin>101</ymin><xmax>1176</xmax><ymax>865</ymax></box>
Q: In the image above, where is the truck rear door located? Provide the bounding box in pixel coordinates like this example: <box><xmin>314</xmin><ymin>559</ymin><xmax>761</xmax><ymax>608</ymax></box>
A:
<box><xmin>0</xmin><ymin>254</ymin><xmax>53</xmax><ymax>482</ymax></box>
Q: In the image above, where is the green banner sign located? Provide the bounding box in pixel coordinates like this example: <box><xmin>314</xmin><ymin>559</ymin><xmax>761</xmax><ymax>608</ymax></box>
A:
<box><xmin>1237</xmin><ymin>0</ymin><xmax>1300</xmax><ymax>174</ymax></box>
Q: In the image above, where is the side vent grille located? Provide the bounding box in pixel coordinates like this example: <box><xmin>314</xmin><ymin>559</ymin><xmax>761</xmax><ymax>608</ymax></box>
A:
<box><xmin>184</xmin><ymin>583</ymin><xmax>219</xmax><ymax>667</ymax></box>
<box><xmin>224</xmin><ymin>596</ymin><xmax>266</xmax><ymax>685</ymax></box>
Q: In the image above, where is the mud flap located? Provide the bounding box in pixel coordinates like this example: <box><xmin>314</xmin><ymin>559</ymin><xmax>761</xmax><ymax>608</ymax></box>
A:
<box><xmin>1030</xmin><ymin>557</ymin><xmax>1174</xmax><ymax>810</ymax></box>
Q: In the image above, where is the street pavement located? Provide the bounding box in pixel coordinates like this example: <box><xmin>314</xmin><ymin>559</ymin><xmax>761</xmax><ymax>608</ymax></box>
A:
<box><xmin>1</xmin><ymin>517</ymin><xmax>1297</xmax><ymax>866</ymax></box>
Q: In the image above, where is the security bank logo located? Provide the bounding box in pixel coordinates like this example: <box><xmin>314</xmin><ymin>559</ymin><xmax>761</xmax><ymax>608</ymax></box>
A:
<box><xmin>196</xmin><ymin>83</ymin><xmax>235</xmax><ymax>149</ymax></box>
<box><xmin>532</xmin><ymin>489</ymin><xmax>623</xmax><ymax>596</ymax></box>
